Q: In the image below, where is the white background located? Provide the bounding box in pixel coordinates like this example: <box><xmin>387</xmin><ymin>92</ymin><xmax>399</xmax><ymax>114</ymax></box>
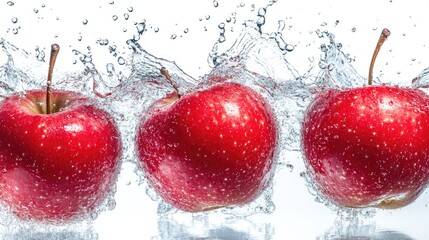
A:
<box><xmin>1</xmin><ymin>0</ymin><xmax>429</xmax><ymax>239</ymax></box>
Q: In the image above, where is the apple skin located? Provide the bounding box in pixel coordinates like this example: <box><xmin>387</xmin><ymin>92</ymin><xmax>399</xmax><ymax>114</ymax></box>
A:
<box><xmin>302</xmin><ymin>85</ymin><xmax>429</xmax><ymax>209</ymax></box>
<box><xmin>136</xmin><ymin>82</ymin><xmax>278</xmax><ymax>212</ymax></box>
<box><xmin>0</xmin><ymin>90</ymin><xmax>121</xmax><ymax>223</ymax></box>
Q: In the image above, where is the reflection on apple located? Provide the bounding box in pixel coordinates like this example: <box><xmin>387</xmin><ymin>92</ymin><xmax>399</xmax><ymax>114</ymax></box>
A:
<box><xmin>137</xmin><ymin>68</ymin><xmax>278</xmax><ymax>212</ymax></box>
<box><xmin>0</xmin><ymin>44</ymin><xmax>122</xmax><ymax>223</ymax></box>
<box><xmin>302</xmin><ymin>29</ymin><xmax>429</xmax><ymax>208</ymax></box>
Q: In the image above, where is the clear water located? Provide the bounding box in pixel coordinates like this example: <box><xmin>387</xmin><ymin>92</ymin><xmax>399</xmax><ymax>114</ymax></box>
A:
<box><xmin>1</xmin><ymin>0</ymin><xmax>429</xmax><ymax>239</ymax></box>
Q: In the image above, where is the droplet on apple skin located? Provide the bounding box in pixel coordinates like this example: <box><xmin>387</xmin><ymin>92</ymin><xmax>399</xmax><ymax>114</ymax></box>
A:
<box><xmin>302</xmin><ymin>85</ymin><xmax>429</xmax><ymax>209</ymax></box>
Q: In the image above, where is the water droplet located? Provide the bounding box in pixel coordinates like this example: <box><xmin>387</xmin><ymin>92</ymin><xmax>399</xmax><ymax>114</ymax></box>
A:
<box><xmin>97</xmin><ymin>38</ymin><xmax>109</xmax><ymax>46</ymax></box>
<box><xmin>124</xmin><ymin>13</ymin><xmax>129</xmax><ymax>20</ymax></box>
<box><xmin>258</xmin><ymin>7</ymin><xmax>266</xmax><ymax>17</ymax></box>
<box><xmin>285</xmin><ymin>44</ymin><xmax>294</xmax><ymax>52</ymax></box>
<box><xmin>12</xmin><ymin>28</ymin><xmax>18</xmax><ymax>34</ymax></box>
<box><xmin>154</xmin><ymin>28</ymin><xmax>159</xmax><ymax>33</ymax></box>
<box><xmin>35</xmin><ymin>46</ymin><xmax>45</xmax><ymax>62</ymax></box>
<box><xmin>213</xmin><ymin>0</ymin><xmax>219</xmax><ymax>7</ymax></box>
<box><xmin>170</xmin><ymin>34</ymin><xmax>177</xmax><ymax>40</ymax></box>
<box><xmin>205</xmin><ymin>15</ymin><xmax>210</xmax><ymax>20</ymax></box>
<box><xmin>109</xmin><ymin>45</ymin><xmax>117</xmax><ymax>55</ymax></box>
<box><xmin>82</xmin><ymin>19</ymin><xmax>88</xmax><ymax>25</ymax></box>
<box><xmin>33</xmin><ymin>8</ymin><xmax>39</xmax><ymax>13</ymax></box>
<box><xmin>41</xmin><ymin>3</ymin><xmax>45</xmax><ymax>8</ymax></box>
<box><xmin>256</xmin><ymin>16</ymin><xmax>265</xmax><ymax>27</ymax></box>
<box><xmin>112</xmin><ymin>15</ymin><xmax>118</xmax><ymax>21</ymax></box>
<box><xmin>106</xmin><ymin>63</ymin><xmax>115</xmax><ymax>76</ymax></box>
<box><xmin>109</xmin><ymin>1</ymin><xmax>114</xmax><ymax>4</ymax></box>
<box><xmin>136</xmin><ymin>21</ymin><xmax>146</xmax><ymax>35</ymax></box>
<box><xmin>278</xmin><ymin>20</ymin><xmax>285</xmax><ymax>32</ymax></box>
<box><xmin>351</xmin><ymin>27</ymin><xmax>356</xmax><ymax>32</ymax></box>
<box><xmin>127</xmin><ymin>6</ymin><xmax>133</xmax><ymax>12</ymax></box>
<box><xmin>239</xmin><ymin>3</ymin><xmax>245</xmax><ymax>7</ymax></box>
<box><xmin>117</xmin><ymin>57</ymin><xmax>125</xmax><ymax>65</ymax></box>
<box><xmin>320</xmin><ymin>22</ymin><xmax>327</xmax><ymax>26</ymax></box>
<box><xmin>77</xmin><ymin>35</ymin><xmax>82</xmax><ymax>41</ymax></box>
<box><xmin>183</xmin><ymin>28</ymin><xmax>189</xmax><ymax>33</ymax></box>
<box><xmin>11</xmin><ymin>17</ymin><xmax>18</xmax><ymax>24</ymax></box>
<box><xmin>226</xmin><ymin>17</ymin><xmax>232</xmax><ymax>23</ymax></box>
<box><xmin>7</xmin><ymin>1</ymin><xmax>14</xmax><ymax>6</ymax></box>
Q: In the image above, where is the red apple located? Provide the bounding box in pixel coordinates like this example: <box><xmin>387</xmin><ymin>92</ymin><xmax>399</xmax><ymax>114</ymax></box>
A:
<box><xmin>302</xmin><ymin>85</ymin><xmax>429</xmax><ymax>208</ymax></box>
<box><xmin>136</xmin><ymin>72</ymin><xmax>277</xmax><ymax>212</ymax></box>
<box><xmin>0</xmin><ymin>44</ymin><xmax>121</xmax><ymax>222</ymax></box>
<box><xmin>302</xmin><ymin>29</ymin><xmax>429</xmax><ymax>208</ymax></box>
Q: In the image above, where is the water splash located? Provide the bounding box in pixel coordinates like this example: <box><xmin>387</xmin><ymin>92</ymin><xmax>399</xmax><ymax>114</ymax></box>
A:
<box><xmin>311</xmin><ymin>30</ymin><xmax>365</xmax><ymax>90</ymax></box>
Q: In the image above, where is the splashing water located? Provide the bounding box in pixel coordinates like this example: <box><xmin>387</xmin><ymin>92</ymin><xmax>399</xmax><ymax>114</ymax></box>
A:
<box><xmin>2</xmin><ymin>1</ymin><xmax>429</xmax><ymax>238</ymax></box>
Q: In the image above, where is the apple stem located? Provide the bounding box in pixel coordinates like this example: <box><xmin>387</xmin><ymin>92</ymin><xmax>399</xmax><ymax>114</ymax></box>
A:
<box><xmin>46</xmin><ymin>44</ymin><xmax>60</xmax><ymax>114</ymax></box>
<box><xmin>368</xmin><ymin>28</ymin><xmax>390</xmax><ymax>85</ymax></box>
<box><xmin>161</xmin><ymin>67</ymin><xmax>181</xmax><ymax>97</ymax></box>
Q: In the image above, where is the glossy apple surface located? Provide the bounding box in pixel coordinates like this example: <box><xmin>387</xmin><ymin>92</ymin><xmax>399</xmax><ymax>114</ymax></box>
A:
<box><xmin>302</xmin><ymin>85</ymin><xmax>429</xmax><ymax>208</ymax></box>
<box><xmin>0</xmin><ymin>90</ymin><xmax>121</xmax><ymax>222</ymax></box>
<box><xmin>137</xmin><ymin>82</ymin><xmax>277</xmax><ymax>212</ymax></box>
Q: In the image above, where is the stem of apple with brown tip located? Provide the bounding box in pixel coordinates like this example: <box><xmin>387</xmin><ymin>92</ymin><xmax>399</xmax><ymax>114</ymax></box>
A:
<box><xmin>160</xmin><ymin>67</ymin><xmax>181</xmax><ymax>98</ymax></box>
<box><xmin>46</xmin><ymin>44</ymin><xmax>60</xmax><ymax>114</ymax></box>
<box><xmin>368</xmin><ymin>28</ymin><xmax>391</xmax><ymax>85</ymax></box>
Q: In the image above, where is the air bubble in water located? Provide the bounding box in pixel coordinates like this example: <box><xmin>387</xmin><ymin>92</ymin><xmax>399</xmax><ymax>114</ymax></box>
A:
<box><xmin>124</xmin><ymin>13</ymin><xmax>129</xmax><ymax>20</ymax></box>
<box><xmin>171</xmin><ymin>34</ymin><xmax>177</xmax><ymax>40</ymax></box>
<box><xmin>112</xmin><ymin>15</ymin><xmax>118</xmax><ymax>21</ymax></box>
<box><xmin>82</xmin><ymin>19</ymin><xmax>88</xmax><ymax>25</ymax></box>
<box><xmin>33</xmin><ymin>8</ymin><xmax>39</xmax><ymax>13</ymax></box>
<box><xmin>11</xmin><ymin>17</ymin><xmax>18</xmax><ymax>24</ymax></box>
<box><xmin>213</xmin><ymin>0</ymin><xmax>219</xmax><ymax>7</ymax></box>
<box><xmin>154</xmin><ymin>28</ymin><xmax>159</xmax><ymax>33</ymax></box>
<box><xmin>117</xmin><ymin>57</ymin><xmax>125</xmax><ymax>65</ymax></box>
<box><xmin>109</xmin><ymin>1</ymin><xmax>114</xmax><ymax>4</ymax></box>
<box><xmin>12</xmin><ymin>28</ymin><xmax>19</xmax><ymax>34</ymax></box>
<box><xmin>351</xmin><ymin>27</ymin><xmax>356</xmax><ymax>32</ymax></box>
<box><xmin>7</xmin><ymin>1</ymin><xmax>14</xmax><ymax>6</ymax></box>
<box><xmin>205</xmin><ymin>15</ymin><xmax>210</xmax><ymax>20</ymax></box>
<box><xmin>183</xmin><ymin>28</ymin><xmax>189</xmax><ymax>33</ymax></box>
<box><xmin>127</xmin><ymin>6</ymin><xmax>133</xmax><ymax>12</ymax></box>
